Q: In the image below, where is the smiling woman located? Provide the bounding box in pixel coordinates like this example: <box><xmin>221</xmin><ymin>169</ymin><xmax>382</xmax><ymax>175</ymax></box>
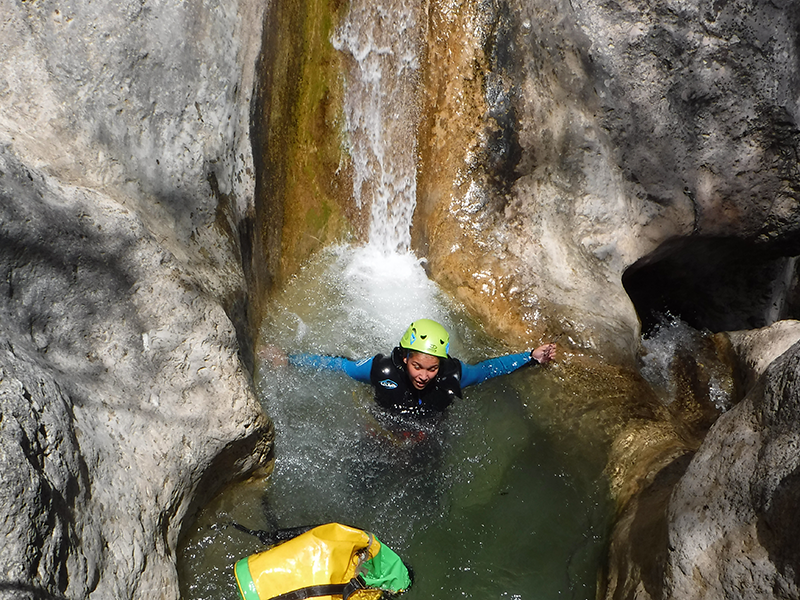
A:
<box><xmin>280</xmin><ymin>317</ymin><xmax>556</xmax><ymax>416</ymax></box>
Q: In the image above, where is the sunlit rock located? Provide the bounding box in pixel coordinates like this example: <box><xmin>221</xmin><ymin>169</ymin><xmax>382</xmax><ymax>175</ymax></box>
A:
<box><xmin>663</xmin><ymin>338</ymin><xmax>800</xmax><ymax>600</ymax></box>
<box><xmin>724</xmin><ymin>320</ymin><xmax>800</xmax><ymax>391</ymax></box>
<box><xmin>0</xmin><ymin>1</ymin><xmax>273</xmax><ymax>598</ymax></box>
<box><xmin>415</xmin><ymin>0</ymin><xmax>800</xmax><ymax>364</ymax></box>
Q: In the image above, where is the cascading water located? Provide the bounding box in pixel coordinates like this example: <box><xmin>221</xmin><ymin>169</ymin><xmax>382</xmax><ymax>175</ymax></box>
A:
<box><xmin>332</xmin><ymin>0</ymin><xmax>424</xmax><ymax>254</ymax></box>
<box><xmin>639</xmin><ymin>314</ymin><xmax>735</xmax><ymax>413</ymax></box>
<box><xmin>176</xmin><ymin>2</ymin><xmax>611</xmax><ymax>599</ymax></box>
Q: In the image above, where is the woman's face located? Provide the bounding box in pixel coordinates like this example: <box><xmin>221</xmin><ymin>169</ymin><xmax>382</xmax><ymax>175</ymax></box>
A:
<box><xmin>404</xmin><ymin>351</ymin><xmax>441</xmax><ymax>390</ymax></box>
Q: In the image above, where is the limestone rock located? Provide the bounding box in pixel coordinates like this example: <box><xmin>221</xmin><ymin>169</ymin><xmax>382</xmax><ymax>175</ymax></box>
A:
<box><xmin>664</xmin><ymin>340</ymin><xmax>800</xmax><ymax>600</ymax></box>
<box><xmin>725</xmin><ymin>320</ymin><xmax>800</xmax><ymax>391</ymax></box>
<box><xmin>0</xmin><ymin>146</ymin><xmax>272</xmax><ymax>600</ymax></box>
<box><xmin>415</xmin><ymin>0</ymin><xmax>800</xmax><ymax>363</ymax></box>
<box><xmin>0</xmin><ymin>1</ymin><xmax>273</xmax><ymax>598</ymax></box>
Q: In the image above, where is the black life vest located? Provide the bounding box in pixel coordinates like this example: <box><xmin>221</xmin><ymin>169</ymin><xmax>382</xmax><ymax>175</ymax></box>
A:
<box><xmin>369</xmin><ymin>347</ymin><xmax>462</xmax><ymax>415</ymax></box>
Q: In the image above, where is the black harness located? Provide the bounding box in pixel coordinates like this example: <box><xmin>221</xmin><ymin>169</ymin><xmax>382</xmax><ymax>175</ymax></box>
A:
<box><xmin>369</xmin><ymin>347</ymin><xmax>463</xmax><ymax>415</ymax></box>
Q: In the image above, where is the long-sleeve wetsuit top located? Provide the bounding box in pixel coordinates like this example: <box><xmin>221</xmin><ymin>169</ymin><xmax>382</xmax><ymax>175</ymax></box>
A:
<box><xmin>288</xmin><ymin>347</ymin><xmax>535</xmax><ymax>414</ymax></box>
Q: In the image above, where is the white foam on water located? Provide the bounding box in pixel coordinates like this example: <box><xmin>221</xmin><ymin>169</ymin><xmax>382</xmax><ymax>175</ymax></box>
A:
<box><xmin>262</xmin><ymin>244</ymin><xmax>458</xmax><ymax>361</ymax></box>
<box><xmin>339</xmin><ymin>245</ymin><xmax>451</xmax><ymax>341</ymax></box>
<box><xmin>640</xmin><ymin>314</ymin><xmax>734</xmax><ymax>411</ymax></box>
<box><xmin>640</xmin><ymin>314</ymin><xmax>691</xmax><ymax>402</ymax></box>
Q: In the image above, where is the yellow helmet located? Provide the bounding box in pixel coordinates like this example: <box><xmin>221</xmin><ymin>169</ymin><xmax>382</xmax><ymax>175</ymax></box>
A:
<box><xmin>399</xmin><ymin>319</ymin><xmax>450</xmax><ymax>358</ymax></box>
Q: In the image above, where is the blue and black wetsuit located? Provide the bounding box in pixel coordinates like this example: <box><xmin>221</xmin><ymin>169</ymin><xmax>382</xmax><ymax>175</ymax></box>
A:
<box><xmin>288</xmin><ymin>346</ymin><xmax>535</xmax><ymax>415</ymax></box>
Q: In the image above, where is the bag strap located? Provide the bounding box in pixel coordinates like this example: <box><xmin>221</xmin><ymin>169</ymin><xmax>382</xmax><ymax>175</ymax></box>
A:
<box><xmin>343</xmin><ymin>575</ymin><xmax>368</xmax><ymax>600</ymax></box>
<box><xmin>269</xmin><ymin>576</ymin><xmax>369</xmax><ymax>600</ymax></box>
<box><xmin>270</xmin><ymin>584</ymin><xmax>346</xmax><ymax>600</ymax></box>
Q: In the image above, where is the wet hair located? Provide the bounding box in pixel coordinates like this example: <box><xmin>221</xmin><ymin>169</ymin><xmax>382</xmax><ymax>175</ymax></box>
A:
<box><xmin>403</xmin><ymin>349</ymin><xmax>442</xmax><ymax>365</ymax></box>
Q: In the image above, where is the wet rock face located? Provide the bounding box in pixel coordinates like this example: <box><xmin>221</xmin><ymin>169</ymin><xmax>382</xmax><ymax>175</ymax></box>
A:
<box><xmin>0</xmin><ymin>1</ymin><xmax>273</xmax><ymax>599</ymax></box>
<box><xmin>415</xmin><ymin>0</ymin><xmax>800</xmax><ymax>360</ymax></box>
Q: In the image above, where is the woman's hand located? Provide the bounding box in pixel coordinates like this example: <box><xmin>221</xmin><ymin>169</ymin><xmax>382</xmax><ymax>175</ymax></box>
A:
<box><xmin>257</xmin><ymin>344</ymin><xmax>289</xmax><ymax>367</ymax></box>
<box><xmin>531</xmin><ymin>343</ymin><xmax>556</xmax><ymax>365</ymax></box>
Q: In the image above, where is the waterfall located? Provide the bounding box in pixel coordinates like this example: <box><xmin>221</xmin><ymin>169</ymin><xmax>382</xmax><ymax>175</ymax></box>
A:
<box><xmin>178</xmin><ymin>8</ymin><xmax>610</xmax><ymax>596</ymax></box>
<box><xmin>327</xmin><ymin>0</ymin><xmax>435</xmax><ymax>338</ymax></box>
<box><xmin>332</xmin><ymin>0</ymin><xmax>424</xmax><ymax>254</ymax></box>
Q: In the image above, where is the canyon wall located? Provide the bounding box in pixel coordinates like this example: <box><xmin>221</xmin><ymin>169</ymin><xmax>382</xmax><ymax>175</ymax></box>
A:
<box><xmin>413</xmin><ymin>0</ymin><xmax>800</xmax><ymax>598</ymax></box>
<box><xmin>416</xmin><ymin>0</ymin><xmax>800</xmax><ymax>360</ymax></box>
<box><xmin>0</xmin><ymin>1</ymin><xmax>273</xmax><ymax>598</ymax></box>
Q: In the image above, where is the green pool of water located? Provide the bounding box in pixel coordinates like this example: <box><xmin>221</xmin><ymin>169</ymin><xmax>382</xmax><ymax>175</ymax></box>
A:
<box><xmin>178</xmin><ymin>245</ymin><xmax>611</xmax><ymax>600</ymax></box>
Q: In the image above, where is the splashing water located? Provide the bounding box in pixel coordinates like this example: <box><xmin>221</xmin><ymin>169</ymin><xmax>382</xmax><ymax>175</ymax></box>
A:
<box><xmin>640</xmin><ymin>313</ymin><xmax>735</xmax><ymax>412</ymax></box>
<box><xmin>177</xmin><ymin>245</ymin><xmax>610</xmax><ymax>600</ymax></box>
<box><xmin>264</xmin><ymin>246</ymin><xmax>467</xmax><ymax>357</ymax></box>
<box><xmin>256</xmin><ymin>246</ymin><xmax>459</xmax><ymax>544</ymax></box>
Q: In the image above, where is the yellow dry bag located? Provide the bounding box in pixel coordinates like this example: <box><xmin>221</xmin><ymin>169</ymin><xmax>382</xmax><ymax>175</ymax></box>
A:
<box><xmin>234</xmin><ymin>523</ymin><xmax>411</xmax><ymax>600</ymax></box>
